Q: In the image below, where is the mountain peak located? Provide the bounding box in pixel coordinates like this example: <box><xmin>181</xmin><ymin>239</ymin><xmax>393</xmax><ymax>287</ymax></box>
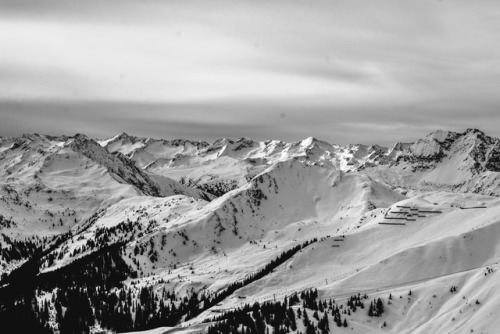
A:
<box><xmin>73</xmin><ymin>133</ymin><xmax>89</xmax><ymax>139</ymax></box>
<box><xmin>212</xmin><ymin>138</ymin><xmax>235</xmax><ymax>146</ymax></box>
<box><xmin>425</xmin><ymin>129</ymin><xmax>458</xmax><ymax>143</ymax></box>
<box><xmin>116</xmin><ymin>132</ymin><xmax>132</xmax><ymax>139</ymax></box>
<box><xmin>302</xmin><ymin>136</ymin><xmax>317</xmax><ymax>143</ymax></box>
<box><xmin>235</xmin><ymin>137</ymin><xmax>255</xmax><ymax>143</ymax></box>
<box><xmin>300</xmin><ymin>136</ymin><xmax>333</xmax><ymax>148</ymax></box>
<box><xmin>464</xmin><ymin>128</ymin><xmax>486</xmax><ymax>138</ymax></box>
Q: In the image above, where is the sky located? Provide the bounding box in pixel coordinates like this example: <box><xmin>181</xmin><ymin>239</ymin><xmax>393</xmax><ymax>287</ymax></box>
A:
<box><xmin>1</xmin><ymin>0</ymin><xmax>500</xmax><ymax>146</ymax></box>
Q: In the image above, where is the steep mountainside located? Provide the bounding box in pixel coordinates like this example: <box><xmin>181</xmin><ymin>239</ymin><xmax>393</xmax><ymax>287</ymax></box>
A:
<box><xmin>0</xmin><ymin>134</ymin><xmax>211</xmax><ymax>276</ymax></box>
<box><xmin>374</xmin><ymin>129</ymin><xmax>500</xmax><ymax>195</ymax></box>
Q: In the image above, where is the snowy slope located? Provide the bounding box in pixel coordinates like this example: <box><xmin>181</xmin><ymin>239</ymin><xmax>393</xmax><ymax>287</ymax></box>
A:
<box><xmin>0</xmin><ymin>134</ymin><xmax>210</xmax><ymax>277</ymax></box>
<box><xmin>2</xmin><ymin>129</ymin><xmax>500</xmax><ymax>334</ymax></box>
<box><xmin>38</xmin><ymin>158</ymin><xmax>405</xmax><ymax>296</ymax></box>
<box><xmin>181</xmin><ymin>192</ymin><xmax>500</xmax><ymax>334</ymax></box>
<box><xmin>374</xmin><ymin>129</ymin><xmax>500</xmax><ymax>196</ymax></box>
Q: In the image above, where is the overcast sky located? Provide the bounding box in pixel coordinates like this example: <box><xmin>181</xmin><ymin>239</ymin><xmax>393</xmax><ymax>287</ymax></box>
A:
<box><xmin>1</xmin><ymin>0</ymin><xmax>500</xmax><ymax>145</ymax></box>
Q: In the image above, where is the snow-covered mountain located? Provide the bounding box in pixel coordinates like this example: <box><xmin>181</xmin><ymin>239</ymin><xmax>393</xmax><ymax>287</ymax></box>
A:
<box><xmin>101</xmin><ymin>129</ymin><xmax>500</xmax><ymax>197</ymax></box>
<box><xmin>1</xmin><ymin>129</ymin><xmax>500</xmax><ymax>334</ymax></box>
<box><xmin>0</xmin><ymin>134</ymin><xmax>211</xmax><ymax>275</ymax></box>
<box><xmin>101</xmin><ymin>134</ymin><xmax>400</xmax><ymax>197</ymax></box>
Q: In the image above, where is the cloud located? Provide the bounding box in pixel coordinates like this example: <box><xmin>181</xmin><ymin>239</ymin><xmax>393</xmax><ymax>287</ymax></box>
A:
<box><xmin>1</xmin><ymin>19</ymin><xmax>383</xmax><ymax>103</ymax></box>
<box><xmin>2</xmin><ymin>99</ymin><xmax>500</xmax><ymax>147</ymax></box>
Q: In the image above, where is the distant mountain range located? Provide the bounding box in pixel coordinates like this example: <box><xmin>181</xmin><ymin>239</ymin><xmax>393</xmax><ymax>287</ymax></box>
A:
<box><xmin>1</xmin><ymin>128</ymin><xmax>500</xmax><ymax>334</ymax></box>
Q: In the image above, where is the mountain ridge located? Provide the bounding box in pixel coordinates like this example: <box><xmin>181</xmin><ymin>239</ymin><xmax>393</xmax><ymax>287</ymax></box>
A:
<box><xmin>1</xmin><ymin>128</ymin><xmax>500</xmax><ymax>334</ymax></box>
<box><xmin>95</xmin><ymin>128</ymin><xmax>500</xmax><ymax>197</ymax></box>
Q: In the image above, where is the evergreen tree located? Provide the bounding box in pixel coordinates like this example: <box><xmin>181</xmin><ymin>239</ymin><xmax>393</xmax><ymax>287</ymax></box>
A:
<box><xmin>303</xmin><ymin>309</ymin><xmax>310</xmax><ymax>327</ymax></box>
<box><xmin>318</xmin><ymin>312</ymin><xmax>329</xmax><ymax>334</ymax></box>
<box><xmin>288</xmin><ymin>308</ymin><xmax>297</xmax><ymax>331</ymax></box>
<box><xmin>306</xmin><ymin>323</ymin><xmax>316</xmax><ymax>334</ymax></box>
<box><xmin>376</xmin><ymin>298</ymin><xmax>384</xmax><ymax>315</ymax></box>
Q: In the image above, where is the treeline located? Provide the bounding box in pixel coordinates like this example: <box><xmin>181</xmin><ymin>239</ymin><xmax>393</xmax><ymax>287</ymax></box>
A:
<box><xmin>186</xmin><ymin>238</ymin><xmax>318</xmax><ymax>321</ymax></box>
<box><xmin>65</xmin><ymin>238</ymin><xmax>317</xmax><ymax>332</ymax></box>
<box><xmin>0</xmin><ymin>232</ymin><xmax>318</xmax><ymax>333</ymax></box>
<box><xmin>0</xmin><ymin>233</ymin><xmax>45</xmax><ymax>264</ymax></box>
<box><xmin>206</xmin><ymin>289</ymin><xmax>356</xmax><ymax>334</ymax></box>
<box><xmin>0</xmin><ymin>231</ymin><xmax>73</xmax><ymax>287</ymax></box>
<box><xmin>0</xmin><ymin>243</ymin><xmax>133</xmax><ymax>333</ymax></box>
<box><xmin>0</xmin><ymin>209</ymin><xmax>103</xmax><ymax>287</ymax></box>
<box><xmin>32</xmin><ymin>246</ymin><xmax>211</xmax><ymax>333</ymax></box>
<box><xmin>43</xmin><ymin>217</ymin><xmax>150</xmax><ymax>268</ymax></box>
